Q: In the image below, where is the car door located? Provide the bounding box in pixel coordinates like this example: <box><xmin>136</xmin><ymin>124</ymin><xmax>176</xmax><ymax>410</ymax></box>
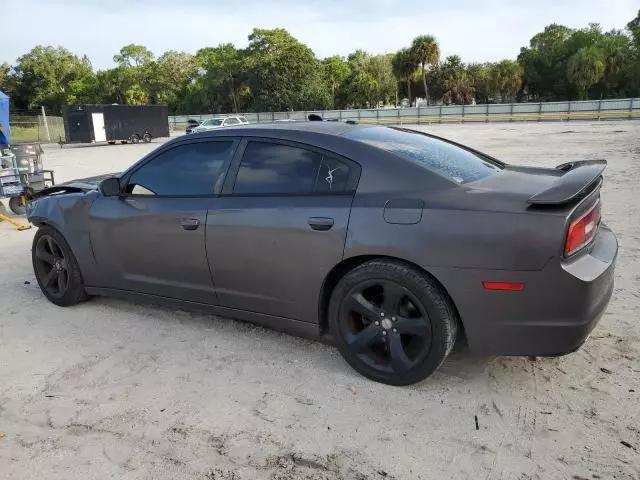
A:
<box><xmin>89</xmin><ymin>138</ymin><xmax>238</xmax><ymax>303</ymax></box>
<box><xmin>206</xmin><ymin>138</ymin><xmax>360</xmax><ymax>323</ymax></box>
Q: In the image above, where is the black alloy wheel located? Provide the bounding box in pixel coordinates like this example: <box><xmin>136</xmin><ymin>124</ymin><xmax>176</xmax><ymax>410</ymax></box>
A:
<box><xmin>340</xmin><ymin>279</ymin><xmax>432</xmax><ymax>375</ymax></box>
<box><xmin>31</xmin><ymin>227</ymin><xmax>89</xmax><ymax>307</ymax></box>
<box><xmin>34</xmin><ymin>234</ymin><xmax>70</xmax><ymax>298</ymax></box>
<box><xmin>329</xmin><ymin>260</ymin><xmax>458</xmax><ymax>386</ymax></box>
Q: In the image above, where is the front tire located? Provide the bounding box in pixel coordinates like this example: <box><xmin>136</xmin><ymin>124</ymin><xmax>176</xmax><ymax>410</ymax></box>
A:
<box><xmin>32</xmin><ymin>226</ymin><xmax>89</xmax><ymax>307</ymax></box>
<box><xmin>142</xmin><ymin>133</ymin><xmax>152</xmax><ymax>143</ymax></box>
<box><xmin>329</xmin><ymin>260</ymin><xmax>458</xmax><ymax>386</ymax></box>
<box><xmin>130</xmin><ymin>134</ymin><xmax>140</xmax><ymax>144</ymax></box>
<box><xmin>9</xmin><ymin>196</ymin><xmax>26</xmax><ymax>215</ymax></box>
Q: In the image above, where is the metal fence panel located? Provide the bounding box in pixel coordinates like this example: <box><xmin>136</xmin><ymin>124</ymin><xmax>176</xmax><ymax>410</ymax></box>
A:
<box><xmin>378</xmin><ymin>108</ymin><xmax>399</xmax><ymax>118</ymax></box>
<box><xmin>339</xmin><ymin>110</ymin><xmax>359</xmax><ymax>119</ymax></box>
<box><xmin>540</xmin><ymin>102</ymin><xmax>568</xmax><ymax>113</ymax></box>
<box><xmin>401</xmin><ymin>107</ymin><xmax>419</xmax><ymax>117</ymax></box>
<box><xmin>602</xmin><ymin>99</ymin><xmax>631</xmax><ymax>110</ymax></box>
<box><xmin>512</xmin><ymin>104</ymin><xmax>539</xmax><ymax>113</ymax></box>
<box><xmin>488</xmin><ymin>104</ymin><xmax>510</xmax><ymax>114</ymax></box>
<box><xmin>572</xmin><ymin>101</ymin><xmax>598</xmax><ymax>111</ymax></box>
<box><xmin>462</xmin><ymin>105</ymin><xmax>485</xmax><ymax>115</ymax></box>
<box><xmin>441</xmin><ymin>105</ymin><xmax>463</xmax><ymax>116</ymax></box>
<box><xmin>169</xmin><ymin>98</ymin><xmax>640</xmax><ymax>129</ymax></box>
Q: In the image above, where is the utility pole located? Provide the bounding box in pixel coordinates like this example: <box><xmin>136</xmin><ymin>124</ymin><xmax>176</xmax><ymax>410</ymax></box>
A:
<box><xmin>41</xmin><ymin>106</ymin><xmax>51</xmax><ymax>142</ymax></box>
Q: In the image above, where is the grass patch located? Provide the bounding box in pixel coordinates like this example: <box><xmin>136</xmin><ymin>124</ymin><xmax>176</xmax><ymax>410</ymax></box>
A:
<box><xmin>8</xmin><ymin>125</ymin><xmax>66</xmax><ymax>144</ymax></box>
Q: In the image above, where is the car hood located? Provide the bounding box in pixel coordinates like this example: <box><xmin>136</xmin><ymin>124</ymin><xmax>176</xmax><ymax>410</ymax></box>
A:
<box><xmin>33</xmin><ymin>172</ymin><xmax>121</xmax><ymax>198</ymax></box>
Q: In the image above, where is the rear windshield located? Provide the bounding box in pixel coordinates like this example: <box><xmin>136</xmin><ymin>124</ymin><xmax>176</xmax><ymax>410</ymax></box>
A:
<box><xmin>203</xmin><ymin>119</ymin><xmax>223</xmax><ymax>126</ymax></box>
<box><xmin>345</xmin><ymin>127</ymin><xmax>502</xmax><ymax>184</ymax></box>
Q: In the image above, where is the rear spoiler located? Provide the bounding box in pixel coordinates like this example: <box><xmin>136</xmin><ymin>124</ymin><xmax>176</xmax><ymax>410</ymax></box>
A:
<box><xmin>527</xmin><ymin>160</ymin><xmax>606</xmax><ymax>205</ymax></box>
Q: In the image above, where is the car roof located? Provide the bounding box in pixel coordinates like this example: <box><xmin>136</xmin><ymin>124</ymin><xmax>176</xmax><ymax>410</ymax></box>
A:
<box><xmin>197</xmin><ymin>121</ymin><xmax>374</xmax><ymax>137</ymax></box>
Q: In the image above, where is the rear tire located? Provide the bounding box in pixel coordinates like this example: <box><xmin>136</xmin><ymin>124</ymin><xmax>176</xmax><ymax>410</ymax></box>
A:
<box><xmin>9</xmin><ymin>196</ymin><xmax>25</xmax><ymax>215</ymax></box>
<box><xmin>107</xmin><ymin>141</ymin><xmax>116</xmax><ymax>145</ymax></box>
<box><xmin>130</xmin><ymin>134</ymin><xmax>140</xmax><ymax>144</ymax></box>
<box><xmin>32</xmin><ymin>226</ymin><xmax>89</xmax><ymax>307</ymax></box>
<box><xmin>329</xmin><ymin>259</ymin><xmax>458</xmax><ymax>386</ymax></box>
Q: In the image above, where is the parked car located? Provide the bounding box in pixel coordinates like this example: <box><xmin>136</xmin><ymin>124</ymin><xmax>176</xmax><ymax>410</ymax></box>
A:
<box><xmin>189</xmin><ymin>115</ymin><xmax>249</xmax><ymax>133</ymax></box>
<box><xmin>184</xmin><ymin>119</ymin><xmax>201</xmax><ymax>134</ymax></box>
<box><xmin>27</xmin><ymin>123</ymin><xmax>617</xmax><ymax>386</ymax></box>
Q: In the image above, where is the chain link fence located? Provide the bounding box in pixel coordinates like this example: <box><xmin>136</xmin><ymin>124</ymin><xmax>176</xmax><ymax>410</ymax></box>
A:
<box><xmin>8</xmin><ymin>115</ymin><xmax>65</xmax><ymax>144</ymax></box>
<box><xmin>170</xmin><ymin>98</ymin><xmax>640</xmax><ymax>128</ymax></box>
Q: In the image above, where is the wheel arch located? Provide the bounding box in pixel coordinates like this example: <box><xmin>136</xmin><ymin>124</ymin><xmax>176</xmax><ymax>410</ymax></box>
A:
<box><xmin>318</xmin><ymin>254</ymin><xmax>464</xmax><ymax>336</ymax></box>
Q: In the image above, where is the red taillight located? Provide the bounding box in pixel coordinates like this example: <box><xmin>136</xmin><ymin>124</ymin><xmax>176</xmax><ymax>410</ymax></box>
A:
<box><xmin>482</xmin><ymin>281</ymin><xmax>525</xmax><ymax>291</ymax></box>
<box><xmin>565</xmin><ymin>199</ymin><xmax>601</xmax><ymax>256</ymax></box>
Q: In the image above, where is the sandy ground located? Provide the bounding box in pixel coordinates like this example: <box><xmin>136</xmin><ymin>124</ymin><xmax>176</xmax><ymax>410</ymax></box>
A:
<box><xmin>0</xmin><ymin>122</ymin><xmax>639</xmax><ymax>480</ymax></box>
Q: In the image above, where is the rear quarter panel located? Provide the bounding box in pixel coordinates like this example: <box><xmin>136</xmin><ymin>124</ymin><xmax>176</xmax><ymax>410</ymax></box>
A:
<box><xmin>344</xmin><ymin>146</ymin><xmax>566</xmax><ymax>272</ymax></box>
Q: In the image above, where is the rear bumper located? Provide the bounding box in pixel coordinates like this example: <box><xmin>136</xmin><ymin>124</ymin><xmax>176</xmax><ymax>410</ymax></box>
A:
<box><xmin>437</xmin><ymin>224</ymin><xmax>617</xmax><ymax>356</ymax></box>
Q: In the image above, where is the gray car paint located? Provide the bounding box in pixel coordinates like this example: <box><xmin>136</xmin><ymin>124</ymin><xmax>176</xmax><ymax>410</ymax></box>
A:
<box><xmin>27</xmin><ymin>123</ymin><xmax>617</xmax><ymax>356</ymax></box>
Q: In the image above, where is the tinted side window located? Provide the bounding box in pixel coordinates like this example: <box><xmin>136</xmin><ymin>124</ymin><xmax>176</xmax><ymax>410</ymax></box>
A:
<box><xmin>233</xmin><ymin>142</ymin><xmax>322</xmax><ymax>195</ymax></box>
<box><xmin>315</xmin><ymin>156</ymin><xmax>351</xmax><ymax>193</ymax></box>
<box><xmin>225</xmin><ymin>117</ymin><xmax>240</xmax><ymax>125</ymax></box>
<box><xmin>127</xmin><ymin>141</ymin><xmax>234</xmax><ymax>196</ymax></box>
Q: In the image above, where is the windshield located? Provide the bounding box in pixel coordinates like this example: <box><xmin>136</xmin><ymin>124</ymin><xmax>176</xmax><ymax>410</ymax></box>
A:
<box><xmin>345</xmin><ymin>126</ymin><xmax>502</xmax><ymax>184</ymax></box>
<box><xmin>202</xmin><ymin>119</ymin><xmax>223</xmax><ymax>126</ymax></box>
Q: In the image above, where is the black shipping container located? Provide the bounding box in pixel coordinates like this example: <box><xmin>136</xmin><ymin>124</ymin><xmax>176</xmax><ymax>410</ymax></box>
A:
<box><xmin>62</xmin><ymin>104</ymin><xmax>169</xmax><ymax>144</ymax></box>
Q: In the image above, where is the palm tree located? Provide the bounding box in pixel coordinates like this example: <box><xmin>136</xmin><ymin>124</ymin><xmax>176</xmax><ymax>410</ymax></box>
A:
<box><xmin>489</xmin><ymin>60</ymin><xmax>523</xmax><ymax>102</ymax></box>
<box><xmin>392</xmin><ymin>48</ymin><xmax>415</xmax><ymax>106</ymax></box>
<box><xmin>566</xmin><ymin>46</ymin><xmax>605</xmax><ymax>99</ymax></box>
<box><xmin>410</xmin><ymin>35</ymin><xmax>440</xmax><ymax>105</ymax></box>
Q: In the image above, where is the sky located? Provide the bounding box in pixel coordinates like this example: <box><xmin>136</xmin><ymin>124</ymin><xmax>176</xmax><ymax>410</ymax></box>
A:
<box><xmin>2</xmin><ymin>0</ymin><xmax>638</xmax><ymax>69</ymax></box>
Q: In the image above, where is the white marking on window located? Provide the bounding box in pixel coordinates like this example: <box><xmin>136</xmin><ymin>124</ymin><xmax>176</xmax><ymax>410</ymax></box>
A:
<box><xmin>325</xmin><ymin>166</ymin><xmax>339</xmax><ymax>191</ymax></box>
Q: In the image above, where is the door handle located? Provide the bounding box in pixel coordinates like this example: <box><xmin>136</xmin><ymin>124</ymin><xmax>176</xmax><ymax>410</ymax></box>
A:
<box><xmin>180</xmin><ymin>218</ymin><xmax>200</xmax><ymax>231</ymax></box>
<box><xmin>308</xmin><ymin>217</ymin><xmax>334</xmax><ymax>231</ymax></box>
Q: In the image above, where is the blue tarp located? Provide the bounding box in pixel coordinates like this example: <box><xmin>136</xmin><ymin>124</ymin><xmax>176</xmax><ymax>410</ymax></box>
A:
<box><xmin>0</xmin><ymin>89</ymin><xmax>10</xmax><ymax>144</ymax></box>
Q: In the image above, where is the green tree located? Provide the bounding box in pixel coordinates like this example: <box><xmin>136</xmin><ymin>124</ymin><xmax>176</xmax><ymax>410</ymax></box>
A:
<box><xmin>489</xmin><ymin>60</ymin><xmax>523</xmax><ymax>102</ymax></box>
<box><xmin>124</xmin><ymin>84</ymin><xmax>149</xmax><ymax>104</ymax></box>
<box><xmin>337</xmin><ymin>51</ymin><xmax>396</xmax><ymax>108</ymax></box>
<box><xmin>93</xmin><ymin>66</ymin><xmax>145</xmax><ymax>105</ymax></box>
<box><xmin>628</xmin><ymin>9</ymin><xmax>640</xmax><ymax>49</ymax></box>
<box><xmin>467</xmin><ymin>63</ymin><xmax>492</xmax><ymax>103</ymax></box>
<box><xmin>624</xmin><ymin>10</ymin><xmax>640</xmax><ymax>96</ymax></box>
<box><xmin>245</xmin><ymin>28</ymin><xmax>324</xmax><ymax>111</ymax></box>
<box><xmin>566</xmin><ymin>46</ymin><xmax>605</xmax><ymax>99</ymax></box>
<box><xmin>322</xmin><ymin>56</ymin><xmax>350</xmax><ymax>108</ymax></box>
<box><xmin>410</xmin><ymin>35</ymin><xmax>439</xmax><ymax>104</ymax></box>
<box><xmin>392</xmin><ymin>48</ymin><xmax>416</xmax><ymax>105</ymax></box>
<box><xmin>367</xmin><ymin>54</ymin><xmax>396</xmax><ymax>106</ymax></box>
<box><xmin>518</xmin><ymin>24</ymin><xmax>574</xmax><ymax>99</ymax></box>
<box><xmin>146</xmin><ymin>50</ymin><xmax>197</xmax><ymax>112</ymax></box>
<box><xmin>12</xmin><ymin>46</ymin><xmax>94</xmax><ymax>111</ymax></box>
<box><xmin>439</xmin><ymin>56</ymin><xmax>475</xmax><ymax>104</ymax></box>
<box><xmin>113</xmin><ymin>44</ymin><xmax>154</xmax><ymax>67</ymax></box>
<box><xmin>194</xmin><ymin>44</ymin><xmax>247</xmax><ymax>113</ymax></box>
<box><xmin>0</xmin><ymin>63</ymin><xmax>11</xmax><ymax>92</ymax></box>
<box><xmin>595</xmin><ymin>31</ymin><xmax>632</xmax><ymax>97</ymax></box>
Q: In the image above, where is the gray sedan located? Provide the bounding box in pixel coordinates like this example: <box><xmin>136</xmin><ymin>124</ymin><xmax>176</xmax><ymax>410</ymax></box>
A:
<box><xmin>27</xmin><ymin>123</ymin><xmax>617</xmax><ymax>385</ymax></box>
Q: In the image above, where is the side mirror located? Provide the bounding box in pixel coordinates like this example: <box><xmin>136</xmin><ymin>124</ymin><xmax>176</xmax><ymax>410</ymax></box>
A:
<box><xmin>99</xmin><ymin>177</ymin><xmax>121</xmax><ymax>197</ymax></box>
